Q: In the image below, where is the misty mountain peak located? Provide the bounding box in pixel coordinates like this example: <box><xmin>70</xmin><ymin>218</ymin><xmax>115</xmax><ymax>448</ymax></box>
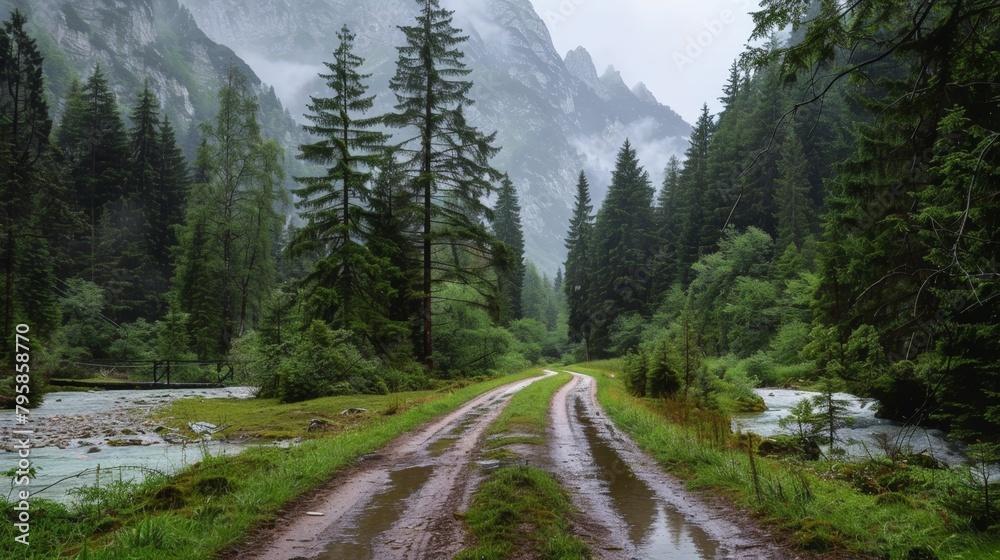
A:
<box><xmin>600</xmin><ymin>64</ymin><xmax>632</xmax><ymax>99</ymax></box>
<box><xmin>632</xmin><ymin>82</ymin><xmax>658</xmax><ymax>105</ymax></box>
<box><xmin>563</xmin><ymin>46</ymin><xmax>605</xmax><ymax>96</ymax></box>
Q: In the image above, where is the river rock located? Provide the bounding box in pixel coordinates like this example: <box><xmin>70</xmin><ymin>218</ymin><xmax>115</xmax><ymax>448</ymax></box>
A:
<box><xmin>163</xmin><ymin>433</ymin><xmax>191</xmax><ymax>444</ymax></box>
<box><xmin>188</xmin><ymin>421</ymin><xmax>226</xmax><ymax>434</ymax></box>
<box><xmin>340</xmin><ymin>408</ymin><xmax>369</xmax><ymax>416</ymax></box>
<box><xmin>308</xmin><ymin>418</ymin><xmax>331</xmax><ymax>431</ymax></box>
<box><xmin>108</xmin><ymin>438</ymin><xmax>146</xmax><ymax>447</ymax></box>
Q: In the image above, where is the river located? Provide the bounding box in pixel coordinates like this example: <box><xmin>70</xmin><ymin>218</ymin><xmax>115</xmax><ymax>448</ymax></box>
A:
<box><xmin>0</xmin><ymin>387</ymin><xmax>256</xmax><ymax>503</ymax></box>
<box><xmin>732</xmin><ymin>388</ymin><xmax>967</xmax><ymax>465</ymax></box>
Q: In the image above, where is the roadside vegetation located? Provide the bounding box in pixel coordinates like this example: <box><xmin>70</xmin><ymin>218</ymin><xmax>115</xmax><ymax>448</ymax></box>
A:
<box><xmin>0</xmin><ymin>370</ymin><xmax>540</xmax><ymax>560</ymax></box>
<box><xmin>576</xmin><ymin>362</ymin><xmax>1000</xmax><ymax>560</ymax></box>
<box><xmin>155</xmin><ymin>388</ymin><xmax>438</xmax><ymax>440</ymax></box>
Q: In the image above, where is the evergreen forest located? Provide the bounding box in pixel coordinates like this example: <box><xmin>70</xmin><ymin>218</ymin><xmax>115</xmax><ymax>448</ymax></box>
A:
<box><xmin>2</xmin><ymin>0</ymin><xmax>1000</xmax><ymax>461</ymax></box>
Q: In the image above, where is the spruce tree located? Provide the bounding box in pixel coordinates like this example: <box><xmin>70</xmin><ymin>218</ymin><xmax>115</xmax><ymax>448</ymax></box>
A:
<box><xmin>129</xmin><ymin>82</ymin><xmax>161</xmax><ymax>206</ymax></box>
<box><xmin>366</xmin><ymin>151</ymin><xmax>421</xmax><ymax>352</ymax></box>
<box><xmin>564</xmin><ymin>171</ymin><xmax>594</xmax><ymax>357</ymax></box>
<box><xmin>773</xmin><ymin>126</ymin><xmax>814</xmax><ymax>253</ymax></box>
<box><xmin>57</xmin><ymin>65</ymin><xmax>130</xmax><ymax>278</ymax></box>
<box><xmin>152</xmin><ymin>116</ymin><xmax>188</xmax><ymax>274</ymax></box>
<box><xmin>0</xmin><ymin>10</ymin><xmax>60</xmax><ymax>345</ymax></box>
<box><xmin>650</xmin><ymin>156</ymin><xmax>682</xmax><ymax>297</ymax></box>
<box><xmin>173</xmin><ymin>215</ymin><xmax>225</xmax><ymax>359</ymax></box>
<box><xmin>290</xmin><ymin>25</ymin><xmax>393</xmax><ymax>339</ymax></box>
<box><xmin>120</xmin><ymin>83</ymin><xmax>170</xmax><ymax>319</ymax></box>
<box><xmin>587</xmin><ymin>139</ymin><xmax>655</xmax><ymax>357</ymax></box>
<box><xmin>492</xmin><ymin>173</ymin><xmax>525</xmax><ymax>325</ymax></box>
<box><xmin>674</xmin><ymin>105</ymin><xmax>715</xmax><ymax>284</ymax></box>
<box><xmin>386</xmin><ymin>0</ymin><xmax>502</xmax><ymax>368</ymax></box>
<box><xmin>521</xmin><ymin>261</ymin><xmax>545</xmax><ymax>323</ymax></box>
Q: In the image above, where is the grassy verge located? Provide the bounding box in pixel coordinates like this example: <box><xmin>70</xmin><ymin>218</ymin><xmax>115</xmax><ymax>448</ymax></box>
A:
<box><xmin>456</xmin><ymin>371</ymin><xmax>589</xmax><ymax>559</ymax></box>
<box><xmin>484</xmin><ymin>371</ymin><xmax>572</xmax><ymax>451</ymax></box>
<box><xmin>570</xmin><ymin>362</ymin><xmax>1000</xmax><ymax>560</ymax></box>
<box><xmin>0</xmin><ymin>370</ymin><xmax>541</xmax><ymax>560</ymax></box>
<box><xmin>154</xmin><ymin>390</ymin><xmax>439</xmax><ymax>440</ymax></box>
<box><xmin>454</xmin><ymin>466</ymin><xmax>591</xmax><ymax>560</ymax></box>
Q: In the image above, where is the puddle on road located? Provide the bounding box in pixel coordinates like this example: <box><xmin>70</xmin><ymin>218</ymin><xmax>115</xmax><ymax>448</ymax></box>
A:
<box><xmin>428</xmin><ymin>437</ymin><xmax>458</xmax><ymax>457</ymax></box>
<box><xmin>574</xmin><ymin>399</ymin><xmax>720</xmax><ymax>559</ymax></box>
<box><xmin>314</xmin><ymin>465</ymin><xmax>433</xmax><ymax>560</ymax></box>
<box><xmin>448</xmin><ymin>418</ymin><xmax>474</xmax><ymax>436</ymax></box>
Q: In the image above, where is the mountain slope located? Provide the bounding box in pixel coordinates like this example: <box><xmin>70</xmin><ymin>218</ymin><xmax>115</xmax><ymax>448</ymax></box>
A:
<box><xmin>3</xmin><ymin>0</ymin><xmax>305</xmax><ymax>168</ymax></box>
<box><xmin>181</xmin><ymin>0</ymin><xmax>690</xmax><ymax>273</ymax></box>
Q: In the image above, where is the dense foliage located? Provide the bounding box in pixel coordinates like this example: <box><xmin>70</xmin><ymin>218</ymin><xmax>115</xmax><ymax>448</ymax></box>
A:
<box><xmin>0</xmin><ymin>3</ymin><xmax>571</xmax><ymax>405</ymax></box>
<box><xmin>4</xmin><ymin>0</ymin><xmax>1000</xmax><ymax>446</ymax></box>
<box><xmin>564</xmin><ymin>1</ymin><xmax>1000</xmax><ymax>448</ymax></box>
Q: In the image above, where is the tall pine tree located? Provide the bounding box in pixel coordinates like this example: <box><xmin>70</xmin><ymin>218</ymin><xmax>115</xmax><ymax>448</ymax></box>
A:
<box><xmin>0</xmin><ymin>10</ymin><xmax>61</xmax><ymax>345</ymax></box>
<box><xmin>290</xmin><ymin>25</ymin><xmax>397</xmax><ymax>342</ymax></box>
<box><xmin>386</xmin><ymin>0</ymin><xmax>502</xmax><ymax>369</ymax></box>
<box><xmin>674</xmin><ymin>105</ymin><xmax>715</xmax><ymax>284</ymax></box>
<box><xmin>650</xmin><ymin>155</ymin><xmax>682</xmax><ymax>297</ymax></box>
<box><xmin>588</xmin><ymin>140</ymin><xmax>655</xmax><ymax>357</ymax></box>
<box><xmin>773</xmin><ymin>125</ymin><xmax>814</xmax><ymax>253</ymax></box>
<box><xmin>57</xmin><ymin>66</ymin><xmax>130</xmax><ymax>280</ymax></box>
<box><xmin>564</xmin><ymin>171</ymin><xmax>594</xmax><ymax>358</ymax></box>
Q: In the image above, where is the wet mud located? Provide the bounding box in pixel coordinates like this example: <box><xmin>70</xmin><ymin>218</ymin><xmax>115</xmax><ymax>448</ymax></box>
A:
<box><xmin>239</xmin><ymin>376</ymin><xmax>548</xmax><ymax>560</ymax></box>
<box><xmin>550</xmin><ymin>372</ymin><xmax>805</xmax><ymax>560</ymax></box>
<box><xmin>237</xmin><ymin>372</ymin><xmax>864</xmax><ymax>560</ymax></box>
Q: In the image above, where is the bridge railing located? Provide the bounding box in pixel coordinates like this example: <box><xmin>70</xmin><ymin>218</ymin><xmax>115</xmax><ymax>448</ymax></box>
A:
<box><xmin>57</xmin><ymin>359</ymin><xmax>248</xmax><ymax>386</ymax></box>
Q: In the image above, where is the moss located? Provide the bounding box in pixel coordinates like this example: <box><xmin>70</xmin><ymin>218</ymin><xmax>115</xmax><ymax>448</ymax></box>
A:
<box><xmin>149</xmin><ymin>485</ymin><xmax>185</xmax><ymax>510</ymax></box>
<box><xmin>795</xmin><ymin>518</ymin><xmax>843</xmax><ymax>552</ymax></box>
<box><xmin>194</xmin><ymin>476</ymin><xmax>232</xmax><ymax>497</ymax></box>
<box><xmin>455</xmin><ymin>467</ymin><xmax>590</xmax><ymax>560</ymax></box>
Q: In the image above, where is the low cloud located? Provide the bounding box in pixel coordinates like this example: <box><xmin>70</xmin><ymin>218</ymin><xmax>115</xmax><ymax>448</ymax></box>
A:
<box><xmin>570</xmin><ymin>117</ymin><xmax>688</xmax><ymax>204</ymax></box>
<box><xmin>241</xmin><ymin>53</ymin><xmax>325</xmax><ymax>121</ymax></box>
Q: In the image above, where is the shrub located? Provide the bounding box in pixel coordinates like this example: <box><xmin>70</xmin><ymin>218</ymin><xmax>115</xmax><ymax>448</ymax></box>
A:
<box><xmin>277</xmin><ymin>321</ymin><xmax>379</xmax><ymax>403</ymax></box>
<box><xmin>622</xmin><ymin>350</ymin><xmax>648</xmax><ymax>397</ymax></box>
<box><xmin>742</xmin><ymin>352</ymin><xmax>779</xmax><ymax>387</ymax></box>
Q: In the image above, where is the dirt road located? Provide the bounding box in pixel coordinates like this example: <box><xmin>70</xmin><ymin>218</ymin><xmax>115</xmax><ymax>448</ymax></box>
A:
<box><xmin>550</xmin><ymin>372</ymin><xmax>803</xmax><ymax>559</ymax></box>
<box><xmin>236</xmin><ymin>375</ymin><xmax>550</xmax><ymax>560</ymax></box>
<box><xmin>234</xmin><ymin>371</ymin><xmax>813</xmax><ymax>559</ymax></box>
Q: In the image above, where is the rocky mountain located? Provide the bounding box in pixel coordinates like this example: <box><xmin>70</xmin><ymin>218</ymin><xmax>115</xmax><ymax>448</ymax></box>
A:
<box><xmin>180</xmin><ymin>0</ymin><xmax>690</xmax><ymax>273</ymax></box>
<box><xmin>2</xmin><ymin>0</ymin><xmax>306</xmax><ymax>179</ymax></box>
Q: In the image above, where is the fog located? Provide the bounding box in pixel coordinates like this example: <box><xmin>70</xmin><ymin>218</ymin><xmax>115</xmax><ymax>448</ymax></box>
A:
<box><xmin>528</xmin><ymin>0</ymin><xmax>762</xmax><ymax>123</ymax></box>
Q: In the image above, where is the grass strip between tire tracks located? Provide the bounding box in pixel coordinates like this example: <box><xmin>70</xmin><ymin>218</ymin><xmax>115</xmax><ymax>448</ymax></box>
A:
<box><xmin>456</xmin><ymin>371</ymin><xmax>592</xmax><ymax>559</ymax></box>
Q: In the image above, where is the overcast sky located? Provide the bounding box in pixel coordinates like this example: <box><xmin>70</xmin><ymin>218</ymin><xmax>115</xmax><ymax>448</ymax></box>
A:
<box><xmin>527</xmin><ymin>0</ymin><xmax>762</xmax><ymax>124</ymax></box>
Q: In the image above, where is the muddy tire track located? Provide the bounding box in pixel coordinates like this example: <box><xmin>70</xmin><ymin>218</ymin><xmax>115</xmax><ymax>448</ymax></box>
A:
<box><xmin>239</xmin><ymin>375</ymin><xmax>547</xmax><ymax>560</ymax></box>
<box><xmin>550</xmin><ymin>372</ymin><xmax>807</xmax><ymax>560</ymax></box>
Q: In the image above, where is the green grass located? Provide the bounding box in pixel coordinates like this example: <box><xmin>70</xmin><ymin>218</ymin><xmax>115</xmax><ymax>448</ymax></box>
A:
<box><xmin>154</xmin><ymin>390</ymin><xmax>439</xmax><ymax>440</ymax></box>
<box><xmin>454</xmin><ymin>466</ymin><xmax>591</xmax><ymax>560</ymax></box>
<box><xmin>569</xmin><ymin>362</ymin><xmax>1000</xmax><ymax>560</ymax></box>
<box><xmin>0</xmin><ymin>369</ymin><xmax>542</xmax><ymax>560</ymax></box>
